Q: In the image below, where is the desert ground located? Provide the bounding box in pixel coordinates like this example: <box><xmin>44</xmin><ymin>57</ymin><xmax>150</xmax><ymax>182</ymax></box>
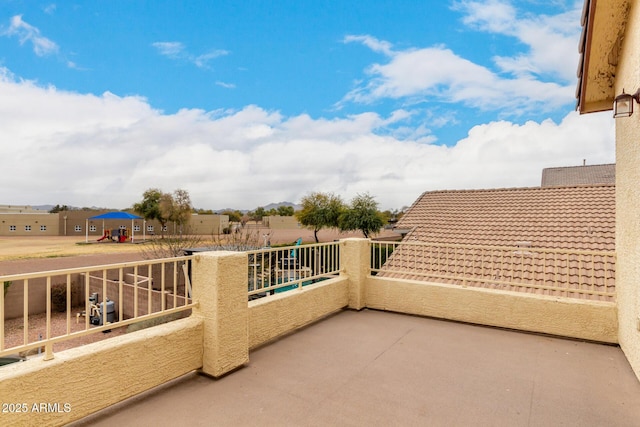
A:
<box><xmin>0</xmin><ymin>226</ymin><xmax>398</xmax><ymax>274</ymax></box>
<box><xmin>1</xmin><ymin>226</ymin><xmax>396</xmax><ymax>354</ymax></box>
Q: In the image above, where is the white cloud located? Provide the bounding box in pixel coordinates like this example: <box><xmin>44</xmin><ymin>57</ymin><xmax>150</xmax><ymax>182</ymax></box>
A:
<box><xmin>454</xmin><ymin>0</ymin><xmax>517</xmax><ymax>33</ymax></box>
<box><xmin>341</xmin><ymin>2</ymin><xmax>581</xmax><ymax>114</ymax></box>
<box><xmin>216</xmin><ymin>81</ymin><xmax>236</xmax><ymax>89</ymax></box>
<box><xmin>43</xmin><ymin>4</ymin><xmax>57</xmax><ymax>15</ymax></box>
<box><xmin>152</xmin><ymin>41</ymin><xmax>229</xmax><ymax>69</ymax></box>
<box><xmin>0</xmin><ymin>71</ymin><xmax>615</xmax><ymax>211</ymax></box>
<box><xmin>453</xmin><ymin>0</ymin><xmax>581</xmax><ymax>82</ymax></box>
<box><xmin>341</xmin><ymin>44</ymin><xmax>572</xmax><ymax>114</ymax></box>
<box><xmin>194</xmin><ymin>50</ymin><xmax>229</xmax><ymax>68</ymax></box>
<box><xmin>343</xmin><ymin>35</ymin><xmax>394</xmax><ymax>56</ymax></box>
<box><xmin>2</xmin><ymin>15</ymin><xmax>59</xmax><ymax>56</ymax></box>
<box><xmin>152</xmin><ymin>41</ymin><xmax>185</xmax><ymax>58</ymax></box>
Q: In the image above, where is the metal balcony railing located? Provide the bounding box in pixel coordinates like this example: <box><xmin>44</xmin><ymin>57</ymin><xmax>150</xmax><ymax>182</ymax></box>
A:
<box><xmin>246</xmin><ymin>242</ymin><xmax>341</xmax><ymax>299</ymax></box>
<box><xmin>371</xmin><ymin>241</ymin><xmax>616</xmax><ymax>301</ymax></box>
<box><xmin>1</xmin><ymin>256</ymin><xmax>196</xmax><ymax>360</ymax></box>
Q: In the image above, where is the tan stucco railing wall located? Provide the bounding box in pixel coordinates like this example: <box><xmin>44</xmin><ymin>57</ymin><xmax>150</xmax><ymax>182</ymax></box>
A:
<box><xmin>365</xmin><ymin>276</ymin><xmax>618</xmax><ymax>343</ymax></box>
<box><xmin>249</xmin><ymin>277</ymin><xmax>349</xmax><ymax>349</ymax></box>
<box><xmin>0</xmin><ymin>238</ymin><xmax>630</xmax><ymax>425</ymax></box>
<box><xmin>0</xmin><ymin>317</ymin><xmax>203</xmax><ymax>426</ymax></box>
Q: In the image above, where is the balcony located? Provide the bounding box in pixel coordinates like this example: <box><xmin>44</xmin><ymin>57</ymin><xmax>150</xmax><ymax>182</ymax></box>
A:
<box><xmin>72</xmin><ymin>309</ymin><xmax>640</xmax><ymax>426</ymax></box>
<box><xmin>1</xmin><ymin>239</ymin><xmax>638</xmax><ymax>426</ymax></box>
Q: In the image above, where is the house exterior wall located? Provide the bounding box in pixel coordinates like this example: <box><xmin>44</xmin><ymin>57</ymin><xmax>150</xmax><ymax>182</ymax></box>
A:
<box><xmin>613</xmin><ymin>0</ymin><xmax>640</xmax><ymax>381</ymax></box>
<box><xmin>187</xmin><ymin>214</ymin><xmax>229</xmax><ymax>235</ymax></box>
<box><xmin>0</xmin><ymin>213</ymin><xmax>59</xmax><ymax>236</ymax></box>
<box><xmin>0</xmin><ymin>205</ymin><xmax>45</xmax><ymax>213</ymax></box>
<box><xmin>262</xmin><ymin>215</ymin><xmax>300</xmax><ymax>229</ymax></box>
<box><xmin>61</xmin><ymin>210</ymin><xmax>111</xmax><ymax>237</ymax></box>
<box><xmin>0</xmin><ymin>211</ymin><xmax>229</xmax><ymax>237</ymax></box>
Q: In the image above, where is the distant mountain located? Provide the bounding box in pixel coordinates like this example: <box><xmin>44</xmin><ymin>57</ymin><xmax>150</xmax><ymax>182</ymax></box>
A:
<box><xmin>31</xmin><ymin>205</ymin><xmax>54</xmax><ymax>211</ymax></box>
<box><xmin>214</xmin><ymin>201</ymin><xmax>301</xmax><ymax>214</ymax></box>
<box><xmin>30</xmin><ymin>202</ymin><xmax>301</xmax><ymax>214</ymax></box>
<box><xmin>32</xmin><ymin>205</ymin><xmax>112</xmax><ymax>212</ymax></box>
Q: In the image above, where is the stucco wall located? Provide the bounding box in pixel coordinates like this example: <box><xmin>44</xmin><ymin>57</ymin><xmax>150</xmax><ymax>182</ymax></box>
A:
<box><xmin>366</xmin><ymin>277</ymin><xmax>618</xmax><ymax>343</ymax></box>
<box><xmin>0</xmin><ymin>317</ymin><xmax>203</xmax><ymax>426</ymax></box>
<box><xmin>0</xmin><ymin>213</ymin><xmax>59</xmax><ymax>236</ymax></box>
<box><xmin>248</xmin><ymin>277</ymin><xmax>349</xmax><ymax>349</ymax></box>
<box><xmin>0</xmin><ymin>211</ymin><xmax>229</xmax><ymax>237</ymax></box>
<box><xmin>614</xmin><ymin>0</ymin><xmax>640</xmax><ymax>381</ymax></box>
<box><xmin>3</xmin><ymin>275</ymin><xmax>84</xmax><ymax>320</ymax></box>
<box><xmin>262</xmin><ymin>215</ymin><xmax>300</xmax><ymax>229</ymax></box>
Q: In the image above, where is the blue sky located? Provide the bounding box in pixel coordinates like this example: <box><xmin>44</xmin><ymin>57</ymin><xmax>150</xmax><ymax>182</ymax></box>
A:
<box><xmin>0</xmin><ymin>1</ymin><xmax>614</xmax><ymax>210</ymax></box>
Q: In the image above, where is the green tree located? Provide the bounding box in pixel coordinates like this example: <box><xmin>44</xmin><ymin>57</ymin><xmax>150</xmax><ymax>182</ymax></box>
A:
<box><xmin>277</xmin><ymin>205</ymin><xmax>295</xmax><ymax>216</ymax></box>
<box><xmin>339</xmin><ymin>193</ymin><xmax>384</xmax><ymax>238</ymax></box>
<box><xmin>159</xmin><ymin>189</ymin><xmax>193</xmax><ymax>235</ymax></box>
<box><xmin>222</xmin><ymin>209</ymin><xmax>242</xmax><ymax>223</ymax></box>
<box><xmin>138</xmin><ymin>189</ymin><xmax>196</xmax><ymax>259</ymax></box>
<box><xmin>133</xmin><ymin>188</ymin><xmax>166</xmax><ymax>236</ymax></box>
<box><xmin>251</xmin><ymin>207</ymin><xmax>266</xmax><ymax>221</ymax></box>
<box><xmin>296</xmin><ymin>192</ymin><xmax>344</xmax><ymax>243</ymax></box>
<box><xmin>49</xmin><ymin>204</ymin><xmax>70</xmax><ymax>213</ymax></box>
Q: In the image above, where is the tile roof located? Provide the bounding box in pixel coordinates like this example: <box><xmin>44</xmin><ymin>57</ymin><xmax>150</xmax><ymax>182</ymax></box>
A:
<box><xmin>541</xmin><ymin>164</ymin><xmax>615</xmax><ymax>187</ymax></box>
<box><xmin>395</xmin><ymin>185</ymin><xmax>615</xmax><ymax>251</ymax></box>
<box><xmin>385</xmin><ymin>185</ymin><xmax>615</xmax><ymax>301</ymax></box>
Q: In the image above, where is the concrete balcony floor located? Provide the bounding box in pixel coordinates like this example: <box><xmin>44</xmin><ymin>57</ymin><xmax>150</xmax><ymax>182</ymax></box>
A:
<box><xmin>73</xmin><ymin>309</ymin><xmax>640</xmax><ymax>427</ymax></box>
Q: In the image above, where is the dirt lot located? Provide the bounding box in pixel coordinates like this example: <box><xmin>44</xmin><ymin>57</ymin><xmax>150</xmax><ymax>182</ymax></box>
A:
<box><xmin>1</xmin><ymin>227</ymin><xmax>397</xmax><ymax>357</ymax></box>
<box><xmin>0</xmin><ymin>227</ymin><xmax>398</xmax><ymax>274</ymax></box>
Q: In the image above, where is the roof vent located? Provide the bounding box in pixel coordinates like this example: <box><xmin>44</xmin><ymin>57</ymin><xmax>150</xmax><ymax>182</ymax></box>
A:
<box><xmin>513</xmin><ymin>241</ymin><xmax>532</xmax><ymax>256</ymax></box>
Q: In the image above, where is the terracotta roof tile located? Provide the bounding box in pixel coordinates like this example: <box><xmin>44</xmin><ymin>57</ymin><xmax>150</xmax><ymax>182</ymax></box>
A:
<box><xmin>384</xmin><ymin>185</ymin><xmax>615</xmax><ymax>301</ymax></box>
<box><xmin>541</xmin><ymin>164</ymin><xmax>615</xmax><ymax>187</ymax></box>
<box><xmin>396</xmin><ymin>185</ymin><xmax>615</xmax><ymax>251</ymax></box>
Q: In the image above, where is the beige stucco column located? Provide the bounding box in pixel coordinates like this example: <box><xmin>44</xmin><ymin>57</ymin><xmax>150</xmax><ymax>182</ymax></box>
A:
<box><xmin>340</xmin><ymin>238</ymin><xmax>370</xmax><ymax>310</ymax></box>
<box><xmin>191</xmin><ymin>251</ymin><xmax>249</xmax><ymax>378</ymax></box>
<box><xmin>613</xmin><ymin>0</ymin><xmax>640</xmax><ymax>383</ymax></box>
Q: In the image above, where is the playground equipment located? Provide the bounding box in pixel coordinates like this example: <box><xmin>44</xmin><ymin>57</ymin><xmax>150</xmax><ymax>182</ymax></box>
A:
<box><xmin>97</xmin><ymin>230</ymin><xmax>111</xmax><ymax>241</ymax></box>
<box><xmin>86</xmin><ymin>211</ymin><xmax>143</xmax><ymax>243</ymax></box>
<box><xmin>97</xmin><ymin>228</ymin><xmax>129</xmax><ymax>243</ymax></box>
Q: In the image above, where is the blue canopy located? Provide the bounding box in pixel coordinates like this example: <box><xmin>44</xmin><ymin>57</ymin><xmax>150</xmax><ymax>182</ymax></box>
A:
<box><xmin>85</xmin><ymin>211</ymin><xmax>144</xmax><ymax>242</ymax></box>
<box><xmin>89</xmin><ymin>211</ymin><xmax>142</xmax><ymax>220</ymax></box>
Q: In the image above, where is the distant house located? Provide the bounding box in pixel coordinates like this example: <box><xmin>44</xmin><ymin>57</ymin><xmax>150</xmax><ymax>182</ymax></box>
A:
<box><xmin>541</xmin><ymin>163</ymin><xmax>615</xmax><ymax>187</ymax></box>
<box><xmin>384</xmin><ymin>185</ymin><xmax>615</xmax><ymax>301</ymax></box>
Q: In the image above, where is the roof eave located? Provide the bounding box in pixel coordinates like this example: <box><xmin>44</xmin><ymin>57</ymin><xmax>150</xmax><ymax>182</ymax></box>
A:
<box><xmin>576</xmin><ymin>0</ymin><xmax>632</xmax><ymax>114</ymax></box>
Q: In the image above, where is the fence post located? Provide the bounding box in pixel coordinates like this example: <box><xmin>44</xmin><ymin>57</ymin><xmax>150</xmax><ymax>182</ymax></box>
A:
<box><xmin>340</xmin><ymin>238</ymin><xmax>371</xmax><ymax>310</ymax></box>
<box><xmin>191</xmin><ymin>251</ymin><xmax>249</xmax><ymax>378</ymax></box>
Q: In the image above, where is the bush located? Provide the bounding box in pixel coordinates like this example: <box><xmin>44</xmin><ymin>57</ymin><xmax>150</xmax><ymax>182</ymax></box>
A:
<box><xmin>50</xmin><ymin>283</ymin><xmax>68</xmax><ymax>312</ymax></box>
<box><xmin>3</xmin><ymin>281</ymin><xmax>11</xmax><ymax>297</ymax></box>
